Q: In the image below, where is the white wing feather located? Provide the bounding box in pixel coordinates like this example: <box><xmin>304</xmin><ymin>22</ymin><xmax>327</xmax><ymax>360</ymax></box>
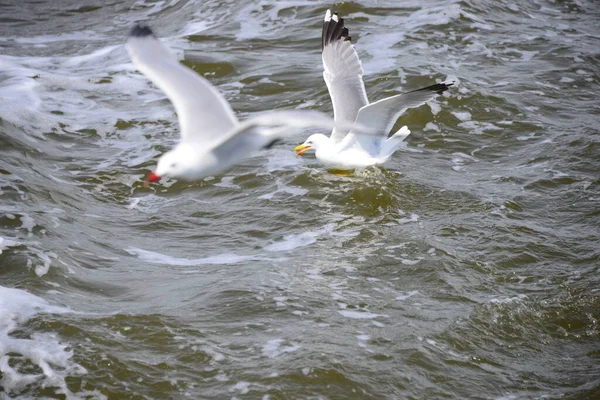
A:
<box><xmin>211</xmin><ymin>110</ymin><xmax>354</xmax><ymax>159</ymax></box>
<box><xmin>322</xmin><ymin>10</ymin><xmax>368</xmax><ymax>144</ymax></box>
<box><xmin>126</xmin><ymin>26</ymin><xmax>238</xmax><ymax>146</ymax></box>
<box><xmin>340</xmin><ymin>83</ymin><xmax>453</xmax><ymax>155</ymax></box>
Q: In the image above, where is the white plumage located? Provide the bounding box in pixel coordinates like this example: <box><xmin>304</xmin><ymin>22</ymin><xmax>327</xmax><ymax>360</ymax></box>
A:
<box><xmin>126</xmin><ymin>25</ymin><xmax>356</xmax><ymax>183</ymax></box>
<box><xmin>295</xmin><ymin>10</ymin><xmax>453</xmax><ymax>169</ymax></box>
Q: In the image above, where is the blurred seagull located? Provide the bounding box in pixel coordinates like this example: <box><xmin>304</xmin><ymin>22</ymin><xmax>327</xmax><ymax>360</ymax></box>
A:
<box><xmin>294</xmin><ymin>10</ymin><xmax>453</xmax><ymax>168</ymax></box>
<box><xmin>126</xmin><ymin>25</ymin><xmax>359</xmax><ymax>184</ymax></box>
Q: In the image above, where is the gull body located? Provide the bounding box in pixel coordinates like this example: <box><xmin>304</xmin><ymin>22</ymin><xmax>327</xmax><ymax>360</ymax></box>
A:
<box><xmin>299</xmin><ymin>133</ymin><xmax>386</xmax><ymax>169</ymax></box>
<box><xmin>295</xmin><ymin>10</ymin><xmax>453</xmax><ymax>169</ymax></box>
<box><xmin>126</xmin><ymin>25</ymin><xmax>352</xmax><ymax>183</ymax></box>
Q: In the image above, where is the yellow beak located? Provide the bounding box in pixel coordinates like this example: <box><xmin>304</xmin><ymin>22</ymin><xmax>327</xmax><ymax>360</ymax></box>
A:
<box><xmin>294</xmin><ymin>144</ymin><xmax>311</xmax><ymax>156</ymax></box>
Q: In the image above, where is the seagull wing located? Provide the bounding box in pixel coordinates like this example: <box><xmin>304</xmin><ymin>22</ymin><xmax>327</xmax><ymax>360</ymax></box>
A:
<box><xmin>211</xmin><ymin>110</ymin><xmax>356</xmax><ymax>160</ymax></box>
<box><xmin>322</xmin><ymin>10</ymin><xmax>368</xmax><ymax>144</ymax></box>
<box><xmin>126</xmin><ymin>25</ymin><xmax>238</xmax><ymax>147</ymax></box>
<box><xmin>340</xmin><ymin>82</ymin><xmax>453</xmax><ymax>155</ymax></box>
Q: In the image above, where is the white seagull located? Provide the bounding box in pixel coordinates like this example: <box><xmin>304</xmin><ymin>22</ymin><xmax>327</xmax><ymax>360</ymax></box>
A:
<box><xmin>294</xmin><ymin>10</ymin><xmax>453</xmax><ymax>169</ymax></box>
<box><xmin>126</xmin><ymin>25</ymin><xmax>360</xmax><ymax>184</ymax></box>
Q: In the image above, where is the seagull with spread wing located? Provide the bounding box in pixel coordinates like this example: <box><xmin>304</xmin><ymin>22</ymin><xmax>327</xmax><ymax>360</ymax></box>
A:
<box><xmin>294</xmin><ymin>10</ymin><xmax>453</xmax><ymax>168</ymax></box>
<box><xmin>126</xmin><ymin>25</ymin><xmax>358</xmax><ymax>184</ymax></box>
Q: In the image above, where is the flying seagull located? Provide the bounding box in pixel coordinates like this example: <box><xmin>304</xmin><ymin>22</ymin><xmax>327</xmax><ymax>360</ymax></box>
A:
<box><xmin>294</xmin><ymin>10</ymin><xmax>453</xmax><ymax>169</ymax></box>
<box><xmin>126</xmin><ymin>24</ymin><xmax>359</xmax><ymax>184</ymax></box>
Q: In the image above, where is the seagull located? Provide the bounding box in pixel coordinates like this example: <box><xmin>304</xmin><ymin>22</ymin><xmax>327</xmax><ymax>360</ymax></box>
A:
<box><xmin>294</xmin><ymin>10</ymin><xmax>453</xmax><ymax>169</ymax></box>
<box><xmin>126</xmin><ymin>24</ymin><xmax>360</xmax><ymax>184</ymax></box>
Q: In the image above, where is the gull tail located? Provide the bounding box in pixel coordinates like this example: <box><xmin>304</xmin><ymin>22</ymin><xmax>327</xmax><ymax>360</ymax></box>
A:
<box><xmin>378</xmin><ymin>126</ymin><xmax>411</xmax><ymax>161</ymax></box>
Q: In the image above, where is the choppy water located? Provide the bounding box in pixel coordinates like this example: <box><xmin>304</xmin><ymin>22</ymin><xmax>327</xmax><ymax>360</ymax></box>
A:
<box><xmin>1</xmin><ymin>0</ymin><xmax>599</xmax><ymax>398</ymax></box>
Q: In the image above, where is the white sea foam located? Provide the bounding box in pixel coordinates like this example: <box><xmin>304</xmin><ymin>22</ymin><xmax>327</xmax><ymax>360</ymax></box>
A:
<box><xmin>31</xmin><ymin>248</ymin><xmax>54</xmax><ymax>277</ymax></box>
<box><xmin>258</xmin><ymin>179</ymin><xmax>308</xmax><ymax>200</ymax></box>
<box><xmin>262</xmin><ymin>338</ymin><xmax>299</xmax><ymax>358</ymax></box>
<box><xmin>214</xmin><ymin>372</ymin><xmax>229</xmax><ymax>381</ymax></box>
<box><xmin>361</xmin><ymin>30</ymin><xmax>406</xmax><ymax>74</ymax></box>
<box><xmin>424</xmin><ymin>122</ymin><xmax>440</xmax><ymax>132</ymax></box>
<box><xmin>398</xmin><ymin>213</ymin><xmax>419</xmax><ymax>224</ymax></box>
<box><xmin>263</xmin><ymin>232</ymin><xmax>318</xmax><ymax>252</ymax></box>
<box><xmin>516</xmin><ymin>134</ymin><xmax>539</xmax><ymax>141</ymax></box>
<box><xmin>489</xmin><ymin>294</ymin><xmax>527</xmax><ymax>304</ymax></box>
<box><xmin>10</xmin><ymin>31</ymin><xmax>108</xmax><ymax>45</ymax></box>
<box><xmin>356</xmin><ymin>333</ymin><xmax>370</xmax><ymax>342</ymax></box>
<box><xmin>0</xmin><ymin>49</ymin><xmax>153</xmax><ymax>149</ymax></box>
<box><xmin>471</xmin><ymin>22</ymin><xmax>495</xmax><ymax>31</ymax></box>
<box><xmin>264</xmin><ymin>223</ymin><xmax>337</xmax><ymax>252</ymax></box>
<box><xmin>464</xmin><ymin>40</ymin><xmax>494</xmax><ymax>58</ymax></box>
<box><xmin>396</xmin><ymin>291</ymin><xmax>419</xmax><ymax>301</ymax></box>
<box><xmin>452</xmin><ymin>111</ymin><xmax>472</xmax><ymax>122</ymax></box>
<box><xmin>0</xmin><ymin>234</ymin><xmax>58</xmax><ymax>277</ymax></box>
<box><xmin>452</xmin><ymin>153</ymin><xmax>479</xmax><ymax>171</ymax></box>
<box><xmin>338</xmin><ymin>310</ymin><xmax>388</xmax><ymax>319</ymax></box>
<box><xmin>125</xmin><ymin>247</ymin><xmax>284</xmax><ymax>266</ymax></box>
<box><xmin>458</xmin><ymin>120</ymin><xmax>502</xmax><ymax>135</ymax></box>
<box><xmin>400</xmin><ymin>258</ymin><xmax>423</xmax><ymax>266</ymax></box>
<box><xmin>0</xmin><ymin>286</ymin><xmax>92</xmax><ymax>398</ymax></box>
<box><xmin>229</xmin><ymin>381</ymin><xmax>251</xmax><ymax>394</ymax></box>
<box><xmin>504</xmin><ymin>49</ymin><xmax>538</xmax><ymax>62</ymax></box>
<box><xmin>0</xmin><ymin>237</ymin><xmax>19</xmax><ymax>254</ymax></box>
<box><xmin>233</xmin><ymin>0</ymin><xmax>319</xmax><ymax>41</ymax></box>
<box><xmin>202</xmin><ymin>345</ymin><xmax>225</xmax><ymax>362</ymax></box>
<box><xmin>428</xmin><ymin>101</ymin><xmax>441</xmax><ymax>116</ymax></box>
<box><xmin>214</xmin><ymin>176</ymin><xmax>240</xmax><ymax>189</ymax></box>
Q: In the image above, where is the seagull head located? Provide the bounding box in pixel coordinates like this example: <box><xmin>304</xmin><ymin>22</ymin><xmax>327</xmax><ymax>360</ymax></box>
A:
<box><xmin>145</xmin><ymin>149</ymin><xmax>183</xmax><ymax>185</ymax></box>
<box><xmin>145</xmin><ymin>144</ymin><xmax>210</xmax><ymax>185</ymax></box>
<box><xmin>294</xmin><ymin>133</ymin><xmax>330</xmax><ymax>156</ymax></box>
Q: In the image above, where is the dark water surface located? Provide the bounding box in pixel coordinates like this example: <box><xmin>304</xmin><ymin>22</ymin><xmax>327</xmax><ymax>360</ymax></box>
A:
<box><xmin>0</xmin><ymin>0</ymin><xmax>599</xmax><ymax>399</ymax></box>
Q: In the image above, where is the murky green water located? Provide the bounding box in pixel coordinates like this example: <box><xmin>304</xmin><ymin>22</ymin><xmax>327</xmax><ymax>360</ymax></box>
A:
<box><xmin>1</xmin><ymin>0</ymin><xmax>599</xmax><ymax>399</ymax></box>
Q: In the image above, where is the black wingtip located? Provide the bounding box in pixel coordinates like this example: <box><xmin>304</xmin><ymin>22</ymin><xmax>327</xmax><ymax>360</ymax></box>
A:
<box><xmin>263</xmin><ymin>138</ymin><xmax>281</xmax><ymax>150</ymax></box>
<box><xmin>410</xmin><ymin>82</ymin><xmax>455</xmax><ymax>95</ymax></box>
<box><xmin>322</xmin><ymin>10</ymin><xmax>352</xmax><ymax>50</ymax></box>
<box><xmin>129</xmin><ymin>24</ymin><xmax>154</xmax><ymax>38</ymax></box>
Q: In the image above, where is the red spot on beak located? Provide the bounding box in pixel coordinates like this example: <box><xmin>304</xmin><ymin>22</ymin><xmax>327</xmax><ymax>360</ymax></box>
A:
<box><xmin>144</xmin><ymin>172</ymin><xmax>161</xmax><ymax>187</ymax></box>
<box><xmin>148</xmin><ymin>172</ymin><xmax>161</xmax><ymax>182</ymax></box>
